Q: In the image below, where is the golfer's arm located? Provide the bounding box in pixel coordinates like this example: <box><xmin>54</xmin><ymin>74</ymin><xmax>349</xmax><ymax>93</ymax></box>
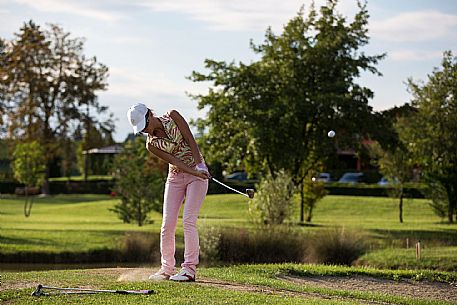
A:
<box><xmin>169</xmin><ymin>110</ymin><xmax>203</xmax><ymax>165</ymax></box>
<box><xmin>147</xmin><ymin>143</ymin><xmax>198</xmax><ymax>176</ymax></box>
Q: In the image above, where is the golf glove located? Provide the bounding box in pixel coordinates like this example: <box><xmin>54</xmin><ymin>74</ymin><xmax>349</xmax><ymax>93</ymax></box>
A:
<box><xmin>196</xmin><ymin>162</ymin><xmax>210</xmax><ymax>176</ymax></box>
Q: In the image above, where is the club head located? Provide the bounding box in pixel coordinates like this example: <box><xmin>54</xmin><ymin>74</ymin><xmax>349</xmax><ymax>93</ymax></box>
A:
<box><xmin>246</xmin><ymin>189</ymin><xmax>255</xmax><ymax>199</ymax></box>
<box><xmin>31</xmin><ymin>284</ymin><xmax>48</xmax><ymax>297</ymax></box>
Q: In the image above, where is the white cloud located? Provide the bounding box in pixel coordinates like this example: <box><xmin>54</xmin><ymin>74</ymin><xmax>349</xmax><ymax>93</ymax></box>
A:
<box><xmin>389</xmin><ymin>50</ymin><xmax>443</xmax><ymax>61</ymax></box>
<box><xmin>101</xmin><ymin>66</ymin><xmax>207</xmax><ymax>141</ymax></box>
<box><xmin>106</xmin><ymin>66</ymin><xmax>208</xmax><ymax>99</ymax></box>
<box><xmin>371</xmin><ymin>10</ymin><xmax>457</xmax><ymax>42</ymax></box>
<box><xmin>13</xmin><ymin>0</ymin><xmax>124</xmax><ymax>22</ymax></box>
<box><xmin>106</xmin><ymin>67</ymin><xmax>185</xmax><ymax>98</ymax></box>
<box><xmin>138</xmin><ymin>0</ymin><xmax>358</xmax><ymax>32</ymax></box>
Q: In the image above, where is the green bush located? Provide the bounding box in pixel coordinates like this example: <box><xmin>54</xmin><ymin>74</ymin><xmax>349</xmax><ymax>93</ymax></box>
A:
<box><xmin>111</xmin><ymin>137</ymin><xmax>165</xmax><ymax>226</ymax></box>
<box><xmin>249</xmin><ymin>170</ymin><xmax>295</xmax><ymax>225</ymax></box>
<box><xmin>305</xmin><ymin>227</ymin><xmax>367</xmax><ymax>265</ymax></box>
<box><xmin>200</xmin><ymin>226</ymin><xmax>308</xmax><ymax>264</ymax></box>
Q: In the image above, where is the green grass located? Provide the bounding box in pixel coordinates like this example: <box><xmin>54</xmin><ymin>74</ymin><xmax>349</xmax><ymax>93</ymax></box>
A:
<box><xmin>0</xmin><ymin>194</ymin><xmax>156</xmax><ymax>254</ymax></box>
<box><xmin>0</xmin><ymin>194</ymin><xmax>250</xmax><ymax>255</ymax></box>
<box><xmin>359</xmin><ymin>246</ymin><xmax>457</xmax><ymax>271</ymax></box>
<box><xmin>2</xmin><ymin>195</ymin><xmax>457</xmax><ymax>304</ymax></box>
<box><xmin>1</xmin><ymin>264</ymin><xmax>456</xmax><ymax>304</ymax></box>
<box><xmin>1</xmin><ymin>194</ymin><xmax>456</xmax><ymax>269</ymax></box>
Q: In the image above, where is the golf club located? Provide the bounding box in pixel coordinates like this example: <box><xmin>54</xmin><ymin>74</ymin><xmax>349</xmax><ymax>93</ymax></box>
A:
<box><xmin>211</xmin><ymin>177</ymin><xmax>255</xmax><ymax>198</ymax></box>
<box><xmin>31</xmin><ymin>284</ymin><xmax>154</xmax><ymax>297</ymax></box>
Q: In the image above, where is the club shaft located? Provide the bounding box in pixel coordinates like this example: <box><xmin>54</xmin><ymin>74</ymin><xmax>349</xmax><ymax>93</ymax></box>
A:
<box><xmin>212</xmin><ymin>178</ymin><xmax>248</xmax><ymax>197</ymax></box>
<box><xmin>40</xmin><ymin>285</ymin><xmax>150</xmax><ymax>294</ymax></box>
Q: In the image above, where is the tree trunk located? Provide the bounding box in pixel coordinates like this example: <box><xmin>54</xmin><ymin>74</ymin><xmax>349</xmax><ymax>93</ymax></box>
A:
<box><xmin>300</xmin><ymin>183</ymin><xmax>304</xmax><ymax>223</ymax></box>
<box><xmin>448</xmin><ymin>202</ymin><xmax>454</xmax><ymax>223</ymax></box>
<box><xmin>448</xmin><ymin>195</ymin><xmax>456</xmax><ymax>223</ymax></box>
<box><xmin>451</xmin><ymin>183</ymin><xmax>457</xmax><ymax>223</ymax></box>
<box><xmin>84</xmin><ymin>153</ymin><xmax>89</xmax><ymax>182</ymax></box>
<box><xmin>137</xmin><ymin>200</ymin><xmax>143</xmax><ymax>227</ymax></box>
<box><xmin>306</xmin><ymin>205</ymin><xmax>313</xmax><ymax>222</ymax></box>
<box><xmin>444</xmin><ymin>183</ymin><xmax>455</xmax><ymax>223</ymax></box>
<box><xmin>42</xmin><ymin>165</ymin><xmax>50</xmax><ymax>195</ymax></box>
<box><xmin>399</xmin><ymin>190</ymin><xmax>403</xmax><ymax>223</ymax></box>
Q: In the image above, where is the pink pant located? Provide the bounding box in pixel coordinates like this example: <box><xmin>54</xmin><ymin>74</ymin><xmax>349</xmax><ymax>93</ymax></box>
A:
<box><xmin>160</xmin><ymin>171</ymin><xmax>208</xmax><ymax>275</ymax></box>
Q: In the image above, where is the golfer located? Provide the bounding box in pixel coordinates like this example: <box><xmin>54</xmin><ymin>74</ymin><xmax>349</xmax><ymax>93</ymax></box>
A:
<box><xmin>127</xmin><ymin>103</ymin><xmax>211</xmax><ymax>282</ymax></box>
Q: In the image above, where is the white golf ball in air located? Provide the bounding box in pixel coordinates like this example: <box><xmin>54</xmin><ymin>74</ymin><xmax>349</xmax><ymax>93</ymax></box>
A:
<box><xmin>328</xmin><ymin>130</ymin><xmax>336</xmax><ymax>138</ymax></box>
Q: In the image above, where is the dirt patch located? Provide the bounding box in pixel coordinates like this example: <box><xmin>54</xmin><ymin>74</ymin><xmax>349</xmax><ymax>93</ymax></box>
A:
<box><xmin>278</xmin><ymin>274</ymin><xmax>457</xmax><ymax>303</ymax></box>
<box><xmin>2</xmin><ymin>268</ymin><xmax>457</xmax><ymax>304</ymax></box>
<box><xmin>196</xmin><ymin>278</ymin><xmax>388</xmax><ymax>304</ymax></box>
<box><xmin>116</xmin><ymin>269</ymin><xmax>384</xmax><ymax>304</ymax></box>
<box><xmin>0</xmin><ymin>280</ymin><xmax>40</xmax><ymax>292</ymax></box>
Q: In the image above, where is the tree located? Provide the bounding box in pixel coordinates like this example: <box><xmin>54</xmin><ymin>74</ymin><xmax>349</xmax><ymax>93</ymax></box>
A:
<box><xmin>372</xmin><ymin>104</ymin><xmax>417</xmax><ymax>152</ymax></box>
<box><xmin>368</xmin><ymin>141</ymin><xmax>414</xmax><ymax>223</ymax></box>
<box><xmin>190</xmin><ymin>0</ymin><xmax>384</xmax><ymax>222</ymax></box>
<box><xmin>0</xmin><ymin>21</ymin><xmax>113</xmax><ymax>192</ymax></box>
<box><xmin>367</xmin><ymin>104</ymin><xmax>418</xmax><ymax>223</ymax></box>
<box><xmin>12</xmin><ymin>141</ymin><xmax>46</xmax><ymax>217</ymax></box>
<box><xmin>111</xmin><ymin>137</ymin><xmax>167</xmax><ymax>226</ymax></box>
<box><xmin>397</xmin><ymin>51</ymin><xmax>457</xmax><ymax>223</ymax></box>
<box><xmin>304</xmin><ymin>169</ymin><xmax>328</xmax><ymax>222</ymax></box>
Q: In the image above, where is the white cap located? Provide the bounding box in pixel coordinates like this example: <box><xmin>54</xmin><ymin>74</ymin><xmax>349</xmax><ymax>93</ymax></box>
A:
<box><xmin>127</xmin><ymin>103</ymin><xmax>148</xmax><ymax>134</ymax></box>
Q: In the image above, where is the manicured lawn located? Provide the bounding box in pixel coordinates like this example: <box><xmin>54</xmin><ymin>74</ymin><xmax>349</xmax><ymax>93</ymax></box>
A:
<box><xmin>1</xmin><ymin>193</ymin><xmax>456</xmax><ymax>269</ymax></box>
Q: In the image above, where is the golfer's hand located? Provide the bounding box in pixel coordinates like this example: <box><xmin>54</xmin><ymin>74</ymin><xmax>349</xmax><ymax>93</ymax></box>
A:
<box><xmin>195</xmin><ymin>162</ymin><xmax>211</xmax><ymax>179</ymax></box>
<box><xmin>195</xmin><ymin>169</ymin><xmax>211</xmax><ymax>180</ymax></box>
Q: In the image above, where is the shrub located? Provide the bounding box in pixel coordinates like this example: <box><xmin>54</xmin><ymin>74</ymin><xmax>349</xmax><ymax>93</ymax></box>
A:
<box><xmin>303</xmin><ymin>170</ymin><xmax>328</xmax><ymax>222</ymax></box>
<box><xmin>305</xmin><ymin>227</ymin><xmax>367</xmax><ymax>265</ymax></box>
<box><xmin>111</xmin><ymin>137</ymin><xmax>166</xmax><ymax>226</ymax></box>
<box><xmin>199</xmin><ymin>226</ymin><xmax>222</xmax><ymax>264</ymax></box>
<box><xmin>200</xmin><ymin>226</ymin><xmax>308</xmax><ymax>264</ymax></box>
<box><xmin>249</xmin><ymin>170</ymin><xmax>294</xmax><ymax>225</ymax></box>
<box><xmin>119</xmin><ymin>232</ymin><xmax>160</xmax><ymax>263</ymax></box>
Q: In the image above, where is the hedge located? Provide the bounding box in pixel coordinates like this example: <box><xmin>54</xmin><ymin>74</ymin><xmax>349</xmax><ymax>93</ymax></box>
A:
<box><xmin>0</xmin><ymin>180</ymin><xmax>115</xmax><ymax>195</ymax></box>
<box><xmin>0</xmin><ymin>179</ymin><xmax>424</xmax><ymax>198</ymax></box>
<box><xmin>324</xmin><ymin>183</ymin><xmax>425</xmax><ymax>198</ymax></box>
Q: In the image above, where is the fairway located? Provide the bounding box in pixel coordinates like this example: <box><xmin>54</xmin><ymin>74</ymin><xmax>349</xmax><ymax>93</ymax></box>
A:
<box><xmin>1</xmin><ymin>193</ymin><xmax>457</xmax><ymax>270</ymax></box>
<box><xmin>2</xmin><ymin>194</ymin><xmax>457</xmax><ymax>304</ymax></box>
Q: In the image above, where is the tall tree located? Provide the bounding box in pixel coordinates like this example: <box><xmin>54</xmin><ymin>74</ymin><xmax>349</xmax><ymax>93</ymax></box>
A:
<box><xmin>190</xmin><ymin>0</ymin><xmax>384</xmax><ymax>222</ymax></box>
<box><xmin>397</xmin><ymin>51</ymin><xmax>457</xmax><ymax>223</ymax></box>
<box><xmin>0</xmin><ymin>21</ymin><xmax>113</xmax><ymax>193</ymax></box>
<box><xmin>0</xmin><ymin>38</ymin><xmax>6</xmax><ymax>131</ymax></box>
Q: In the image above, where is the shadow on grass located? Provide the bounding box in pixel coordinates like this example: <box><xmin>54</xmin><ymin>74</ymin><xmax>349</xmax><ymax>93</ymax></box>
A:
<box><xmin>1</xmin><ymin>228</ymin><xmax>123</xmax><ymax>244</ymax></box>
<box><xmin>369</xmin><ymin>228</ymin><xmax>457</xmax><ymax>246</ymax></box>
<box><xmin>0</xmin><ymin>234</ymin><xmax>56</xmax><ymax>247</ymax></box>
<box><xmin>33</xmin><ymin>194</ymin><xmax>112</xmax><ymax>205</ymax></box>
<box><xmin>296</xmin><ymin>222</ymin><xmax>324</xmax><ymax>227</ymax></box>
<box><xmin>0</xmin><ymin>230</ymin><xmax>167</xmax><ymax>265</ymax></box>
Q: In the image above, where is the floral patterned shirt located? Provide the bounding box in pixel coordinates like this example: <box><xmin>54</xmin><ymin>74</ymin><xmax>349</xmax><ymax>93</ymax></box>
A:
<box><xmin>146</xmin><ymin>112</ymin><xmax>203</xmax><ymax>174</ymax></box>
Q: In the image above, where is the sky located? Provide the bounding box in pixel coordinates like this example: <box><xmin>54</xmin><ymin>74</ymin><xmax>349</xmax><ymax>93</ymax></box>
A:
<box><xmin>1</xmin><ymin>0</ymin><xmax>456</xmax><ymax>142</ymax></box>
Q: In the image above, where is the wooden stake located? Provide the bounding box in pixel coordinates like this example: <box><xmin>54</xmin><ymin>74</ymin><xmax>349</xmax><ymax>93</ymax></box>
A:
<box><xmin>415</xmin><ymin>241</ymin><xmax>421</xmax><ymax>260</ymax></box>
